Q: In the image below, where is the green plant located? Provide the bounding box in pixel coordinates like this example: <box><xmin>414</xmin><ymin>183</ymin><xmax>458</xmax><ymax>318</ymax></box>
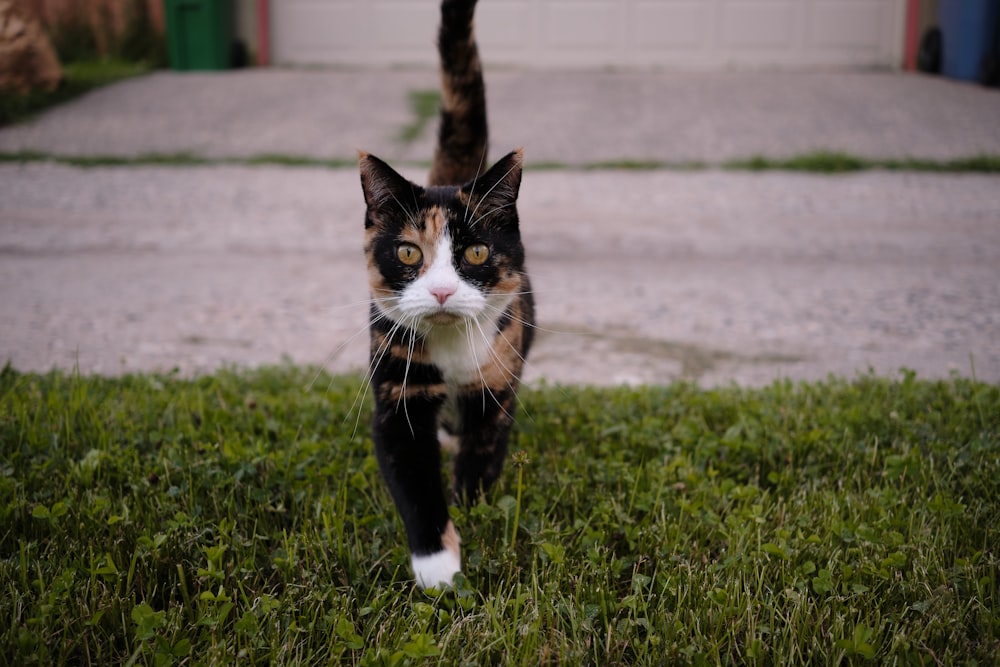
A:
<box><xmin>1</xmin><ymin>364</ymin><xmax>997</xmax><ymax>664</ymax></box>
<box><xmin>399</xmin><ymin>89</ymin><xmax>441</xmax><ymax>142</ymax></box>
<box><xmin>5</xmin><ymin>150</ymin><xmax>1000</xmax><ymax>175</ymax></box>
<box><xmin>0</xmin><ymin>60</ymin><xmax>151</xmax><ymax>127</ymax></box>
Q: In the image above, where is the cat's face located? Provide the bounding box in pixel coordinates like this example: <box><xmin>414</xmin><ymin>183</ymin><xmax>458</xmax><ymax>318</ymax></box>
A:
<box><xmin>360</xmin><ymin>150</ymin><xmax>525</xmax><ymax>335</ymax></box>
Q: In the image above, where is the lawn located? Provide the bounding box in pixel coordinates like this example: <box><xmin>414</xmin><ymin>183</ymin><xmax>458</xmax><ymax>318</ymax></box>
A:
<box><xmin>1</xmin><ymin>364</ymin><xmax>997</xmax><ymax>665</ymax></box>
<box><xmin>0</xmin><ymin>59</ymin><xmax>151</xmax><ymax>127</ymax></box>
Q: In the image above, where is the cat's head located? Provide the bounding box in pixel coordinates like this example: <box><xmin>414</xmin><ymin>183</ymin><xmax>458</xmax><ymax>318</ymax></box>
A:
<box><xmin>360</xmin><ymin>150</ymin><xmax>526</xmax><ymax>335</ymax></box>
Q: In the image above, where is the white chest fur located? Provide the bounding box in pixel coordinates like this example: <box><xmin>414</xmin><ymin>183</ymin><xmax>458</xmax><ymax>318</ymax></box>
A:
<box><xmin>425</xmin><ymin>319</ymin><xmax>494</xmax><ymax>385</ymax></box>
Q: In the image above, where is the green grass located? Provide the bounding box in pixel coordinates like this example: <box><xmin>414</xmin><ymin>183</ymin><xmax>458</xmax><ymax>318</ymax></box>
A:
<box><xmin>725</xmin><ymin>152</ymin><xmax>869</xmax><ymax>173</ymax></box>
<box><xmin>399</xmin><ymin>90</ymin><xmax>442</xmax><ymax>143</ymax></box>
<box><xmin>1</xmin><ymin>364</ymin><xmax>997</xmax><ymax>664</ymax></box>
<box><xmin>243</xmin><ymin>154</ymin><xmax>358</xmax><ymax>170</ymax></box>
<box><xmin>0</xmin><ymin>59</ymin><xmax>151</xmax><ymax>127</ymax></box>
<box><xmin>724</xmin><ymin>151</ymin><xmax>1000</xmax><ymax>174</ymax></box>
<box><xmin>0</xmin><ymin>152</ymin><xmax>360</xmax><ymax>170</ymax></box>
<box><xmin>4</xmin><ymin>149</ymin><xmax>1000</xmax><ymax>175</ymax></box>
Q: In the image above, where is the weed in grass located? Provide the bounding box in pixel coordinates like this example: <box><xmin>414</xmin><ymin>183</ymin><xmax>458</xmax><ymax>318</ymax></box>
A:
<box><xmin>930</xmin><ymin>155</ymin><xmax>1000</xmax><ymax>173</ymax></box>
<box><xmin>0</xmin><ymin>150</ymin><xmax>48</xmax><ymax>164</ymax></box>
<box><xmin>0</xmin><ymin>59</ymin><xmax>151</xmax><ymax>127</ymax></box>
<box><xmin>399</xmin><ymin>89</ymin><xmax>442</xmax><ymax>143</ymax></box>
<box><xmin>583</xmin><ymin>159</ymin><xmax>709</xmax><ymax>171</ymax></box>
<box><xmin>243</xmin><ymin>154</ymin><xmax>358</xmax><ymax>170</ymax></box>
<box><xmin>724</xmin><ymin>151</ymin><xmax>1000</xmax><ymax>174</ymax></box>
<box><xmin>5</xmin><ymin>148</ymin><xmax>1000</xmax><ymax>175</ymax></box>
<box><xmin>60</xmin><ymin>152</ymin><xmax>211</xmax><ymax>168</ymax></box>
<box><xmin>724</xmin><ymin>151</ymin><xmax>869</xmax><ymax>173</ymax></box>
<box><xmin>1</xmin><ymin>364</ymin><xmax>998</xmax><ymax>663</ymax></box>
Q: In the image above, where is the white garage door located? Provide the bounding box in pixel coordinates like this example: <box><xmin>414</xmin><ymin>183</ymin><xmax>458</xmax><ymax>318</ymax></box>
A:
<box><xmin>273</xmin><ymin>0</ymin><xmax>905</xmax><ymax>69</ymax></box>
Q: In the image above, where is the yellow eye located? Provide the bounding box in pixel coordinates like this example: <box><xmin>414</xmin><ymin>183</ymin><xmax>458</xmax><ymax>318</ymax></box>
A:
<box><xmin>464</xmin><ymin>244</ymin><xmax>490</xmax><ymax>265</ymax></box>
<box><xmin>397</xmin><ymin>243</ymin><xmax>422</xmax><ymax>266</ymax></box>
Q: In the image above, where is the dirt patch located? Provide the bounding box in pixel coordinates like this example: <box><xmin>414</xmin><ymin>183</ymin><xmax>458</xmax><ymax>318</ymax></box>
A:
<box><xmin>528</xmin><ymin>323</ymin><xmax>804</xmax><ymax>386</ymax></box>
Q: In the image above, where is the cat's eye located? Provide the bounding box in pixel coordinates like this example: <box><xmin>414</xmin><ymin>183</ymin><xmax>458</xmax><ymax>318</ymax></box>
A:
<box><xmin>397</xmin><ymin>243</ymin><xmax>423</xmax><ymax>266</ymax></box>
<box><xmin>463</xmin><ymin>244</ymin><xmax>490</xmax><ymax>265</ymax></box>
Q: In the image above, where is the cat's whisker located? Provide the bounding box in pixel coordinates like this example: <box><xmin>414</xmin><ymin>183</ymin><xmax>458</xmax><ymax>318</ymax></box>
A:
<box><xmin>476</xmin><ymin>315</ymin><xmax>528</xmax><ymax>369</ymax></box>
<box><xmin>470</xmin><ymin>317</ymin><xmax>526</xmax><ymax>423</ymax></box>
<box><xmin>344</xmin><ymin>338</ymin><xmax>386</xmax><ymax>436</ymax></box>
<box><xmin>349</xmin><ymin>322</ymin><xmax>399</xmax><ymax>434</ymax></box>
<box><xmin>468</xmin><ymin>201</ymin><xmax>516</xmax><ymax>229</ymax></box>
<box><xmin>308</xmin><ymin>296</ymin><xmax>405</xmax><ymax>391</ymax></box>
<box><xmin>476</xmin><ymin>302</ymin><xmax>551</xmax><ymax>332</ymax></box>
<box><xmin>464</xmin><ymin>320</ymin><xmax>495</xmax><ymax>416</ymax></box>
<box><xmin>475</xmin><ymin>317</ymin><xmax>524</xmax><ymax>380</ymax></box>
<box><xmin>479</xmin><ymin>301</ymin><xmax>581</xmax><ymax>337</ymax></box>
<box><xmin>464</xmin><ymin>158</ymin><xmax>521</xmax><ymax>228</ymax></box>
<box><xmin>467</xmin><ymin>161</ymin><xmax>519</xmax><ymax>216</ymax></box>
<box><xmin>370</xmin><ymin>299</ymin><xmax>402</xmax><ymax>318</ymax></box>
<box><xmin>462</xmin><ymin>145</ymin><xmax>489</xmax><ymax>226</ymax></box>
<box><xmin>325</xmin><ymin>296</ymin><xmax>386</xmax><ymax>312</ymax></box>
<box><xmin>397</xmin><ymin>319</ymin><xmax>418</xmax><ymax>438</ymax></box>
<box><xmin>347</xmin><ymin>313</ymin><xmax>408</xmax><ymax>439</ymax></box>
<box><xmin>315</xmin><ymin>300</ymin><xmax>403</xmax><ymax>392</ymax></box>
<box><xmin>308</xmin><ymin>318</ymin><xmax>371</xmax><ymax>392</ymax></box>
<box><xmin>466</xmin><ymin>318</ymin><xmax>518</xmax><ymax>412</ymax></box>
<box><xmin>467</xmin><ymin>160</ymin><xmax>520</xmax><ymax>228</ymax></box>
<box><xmin>381</xmin><ymin>187</ymin><xmax>424</xmax><ymax>232</ymax></box>
<box><xmin>483</xmin><ymin>288</ymin><xmax>534</xmax><ymax>296</ymax></box>
<box><xmin>348</xmin><ymin>322</ymin><xmax>400</xmax><ymax>412</ymax></box>
<box><xmin>474</xmin><ymin>304</ymin><xmax>600</xmax><ymax>407</ymax></box>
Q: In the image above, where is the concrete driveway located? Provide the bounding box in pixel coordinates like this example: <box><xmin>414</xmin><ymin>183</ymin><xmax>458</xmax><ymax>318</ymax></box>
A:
<box><xmin>1</xmin><ymin>69</ymin><xmax>999</xmax><ymax>386</ymax></box>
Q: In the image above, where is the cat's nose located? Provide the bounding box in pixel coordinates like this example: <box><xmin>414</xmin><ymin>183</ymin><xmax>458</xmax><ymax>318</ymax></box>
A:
<box><xmin>430</xmin><ymin>285</ymin><xmax>456</xmax><ymax>305</ymax></box>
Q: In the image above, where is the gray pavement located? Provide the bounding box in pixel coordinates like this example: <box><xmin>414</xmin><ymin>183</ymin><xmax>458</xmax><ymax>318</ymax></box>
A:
<box><xmin>2</xmin><ymin>68</ymin><xmax>1000</xmax><ymax>386</ymax></box>
<box><xmin>3</xmin><ymin>69</ymin><xmax>1000</xmax><ymax>163</ymax></box>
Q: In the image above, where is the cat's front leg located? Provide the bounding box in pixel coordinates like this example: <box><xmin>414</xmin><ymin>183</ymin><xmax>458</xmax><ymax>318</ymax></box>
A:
<box><xmin>452</xmin><ymin>385</ymin><xmax>518</xmax><ymax>505</ymax></box>
<box><xmin>371</xmin><ymin>387</ymin><xmax>461</xmax><ymax>589</ymax></box>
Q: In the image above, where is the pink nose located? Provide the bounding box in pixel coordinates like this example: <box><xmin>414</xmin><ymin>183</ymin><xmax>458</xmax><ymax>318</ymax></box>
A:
<box><xmin>430</xmin><ymin>285</ymin><xmax>456</xmax><ymax>305</ymax></box>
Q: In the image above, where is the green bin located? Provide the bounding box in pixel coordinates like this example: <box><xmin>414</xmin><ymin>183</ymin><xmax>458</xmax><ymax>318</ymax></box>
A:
<box><xmin>164</xmin><ymin>0</ymin><xmax>233</xmax><ymax>70</ymax></box>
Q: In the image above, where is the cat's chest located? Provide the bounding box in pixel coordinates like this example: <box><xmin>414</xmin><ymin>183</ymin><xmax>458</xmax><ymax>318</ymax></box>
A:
<box><xmin>424</xmin><ymin>323</ymin><xmax>493</xmax><ymax>385</ymax></box>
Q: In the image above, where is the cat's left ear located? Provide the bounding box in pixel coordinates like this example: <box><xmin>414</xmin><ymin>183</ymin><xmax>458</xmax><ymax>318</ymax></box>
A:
<box><xmin>359</xmin><ymin>151</ymin><xmax>423</xmax><ymax>227</ymax></box>
<box><xmin>462</xmin><ymin>148</ymin><xmax>523</xmax><ymax>216</ymax></box>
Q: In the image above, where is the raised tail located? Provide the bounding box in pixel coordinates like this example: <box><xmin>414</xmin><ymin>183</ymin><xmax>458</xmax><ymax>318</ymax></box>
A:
<box><xmin>428</xmin><ymin>0</ymin><xmax>488</xmax><ymax>186</ymax></box>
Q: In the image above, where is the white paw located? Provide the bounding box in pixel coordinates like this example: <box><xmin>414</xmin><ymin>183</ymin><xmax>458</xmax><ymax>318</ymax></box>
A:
<box><xmin>411</xmin><ymin>549</ymin><xmax>461</xmax><ymax>589</ymax></box>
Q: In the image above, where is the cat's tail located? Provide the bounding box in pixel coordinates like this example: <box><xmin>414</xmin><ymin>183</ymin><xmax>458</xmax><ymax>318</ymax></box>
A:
<box><xmin>428</xmin><ymin>0</ymin><xmax>488</xmax><ymax>187</ymax></box>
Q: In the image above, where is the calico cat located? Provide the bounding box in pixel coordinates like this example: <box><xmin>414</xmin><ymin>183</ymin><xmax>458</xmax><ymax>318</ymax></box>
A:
<box><xmin>358</xmin><ymin>0</ymin><xmax>534</xmax><ymax>589</ymax></box>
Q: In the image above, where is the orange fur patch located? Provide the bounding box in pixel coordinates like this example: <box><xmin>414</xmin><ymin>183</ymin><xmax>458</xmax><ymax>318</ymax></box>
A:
<box><xmin>441</xmin><ymin>520</ymin><xmax>461</xmax><ymax>561</ymax></box>
<box><xmin>378</xmin><ymin>380</ymin><xmax>448</xmax><ymax>404</ymax></box>
<box><xmin>460</xmin><ymin>289</ymin><xmax>529</xmax><ymax>398</ymax></box>
<box><xmin>389</xmin><ymin>341</ymin><xmax>431</xmax><ymax>364</ymax></box>
<box><xmin>394</xmin><ymin>206</ymin><xmax>449</xmax><ymax>278</ymax></box>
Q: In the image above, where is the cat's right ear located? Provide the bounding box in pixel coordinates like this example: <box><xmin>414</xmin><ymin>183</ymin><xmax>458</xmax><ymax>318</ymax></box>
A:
<box><xmin>359</xmin><ymin>151</ymin><xmax>422</xmax><ymax>228</ymax></box>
